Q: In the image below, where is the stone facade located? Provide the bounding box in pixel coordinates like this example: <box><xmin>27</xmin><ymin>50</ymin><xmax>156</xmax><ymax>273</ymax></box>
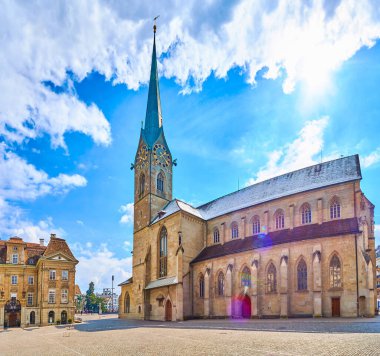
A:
<box><xmin>0</xmin><ymin>234</ymin><xmax>78</xmax><ymax>328</ymax></box>
<box><xmin>118</xmin><ymin>30</ymin><xmax>376</xmax><ymax>321</ymax></box>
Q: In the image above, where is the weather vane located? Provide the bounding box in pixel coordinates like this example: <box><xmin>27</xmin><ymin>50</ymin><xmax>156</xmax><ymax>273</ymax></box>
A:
<box><xmin>153</xmin><ymin>15</ymin><xmax>160</xmax><ymax>33</ymax></box>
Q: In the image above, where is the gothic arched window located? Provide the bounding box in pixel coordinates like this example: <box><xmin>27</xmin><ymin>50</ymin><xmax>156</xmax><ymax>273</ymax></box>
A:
<box><xmin>157</xmin><ymin>172</ymin><xmax>164</xmax><ymax>194</ymax></box>
<box><xmin>330</xmin><ymin>197</ymin><xmax>341</xmax><ymax>219</ymax></box>
<box><xmin>199</xmin><ymin>274</ymin><xmax>204</xmax><ymax>298</ymax></box>
<box><xmin>159</xmin><ymin>227</ymin><xmax>168</xmax><ymax>277</ymax></box>
<box><xmin>231</xmin><ymin>222</ymin><xmax>239</xmax><ymax>239</ymax></box>
<box><xmin>139</xmin><ymin>173</ymin><xmax>145</xmax><ymax>198</ymax></box>
<box><xmin>125</xmin><ymin>292</ymin><xmax>130</xmax><ymax>313</ymax></box>
<box><xmin>241</xmin><ymin>266</ymin><xmax>251</xmax><ymax>287</ymax></box>
<box><xmin>252</xmin><ymin>215</ymin><xmax>260</xmax><ymax>235</ymax></box>
<box><xmin>213</xmin><ymin>228</ymin><xmax>220</xmax><ymax>243</ymax></box>
<box><xmin>275</xmin><ymin>209</ymin><xmax>285</xmax><ymax>229</ymax></box>
<box><xmin>329</xmin><ymin>254</ymin><xmax>342</xmax><ymax>288</ymax></box>
<box><xmin>301</xmin><ymin>203</ymin><xmax>312</xmax><ymax>224</ymax></box>
<box><xmin>297</xmin><ymin>259</ymin><xmax>307</xmax><ymax>290</ymax></box>
<box><xmin>217</xmin><ymin>272</ymin><xmax>224</xmax><ymax>296</ymax></box>
<box><xmin>267</xmin><ymin>263</ymin><xmax>277</xmax><ymax>293</ymax></box>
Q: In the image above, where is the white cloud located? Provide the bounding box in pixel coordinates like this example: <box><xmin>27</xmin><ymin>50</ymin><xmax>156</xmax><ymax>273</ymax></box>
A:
<box><xmin>0</xmin><ymin>143</ymin><xmax>87</xmax><ymax>241</ymax></box>
<box><xmin>1</xmin><ymin>0</ymin><xmax>380</xmax><ymax>149</ymax></box>
<box><xmin>72</xmin><ymin>243</ymin><xmax>132</xmax><ymax>294</ymax></box>
<box><xmin>361</xmin><ymin>147</ymin><xmax>380</xmax><ymax>168</ymax></box>
<box><xmin>119</xmin><ymin>203</ymin><xmax>134</xmax><ymax>224</ymax></box>
<box><xmin>246</xmin><ymin>117</ymin><xmax>330</xmax><ymax>185</ymax></box>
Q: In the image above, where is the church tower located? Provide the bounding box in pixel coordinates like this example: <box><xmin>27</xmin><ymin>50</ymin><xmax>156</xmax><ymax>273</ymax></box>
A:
<box><xmin>133</xmin><ymin>24</ymin><xmax>173</xmax><ymax>232</ymax></box>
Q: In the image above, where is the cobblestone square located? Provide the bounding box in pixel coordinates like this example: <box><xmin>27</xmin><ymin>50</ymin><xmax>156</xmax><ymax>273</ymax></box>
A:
<box><xmin>1</xmin><ymin>314</ymin><xmax>380</xmax><ymax>355</ymax></box>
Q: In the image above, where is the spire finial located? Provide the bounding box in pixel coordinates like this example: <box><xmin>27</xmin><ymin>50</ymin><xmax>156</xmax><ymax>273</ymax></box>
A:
<box><xmin>153</xmin><ymin>15</ymin><xmax>160</xmax><ymax>33</ymax></box>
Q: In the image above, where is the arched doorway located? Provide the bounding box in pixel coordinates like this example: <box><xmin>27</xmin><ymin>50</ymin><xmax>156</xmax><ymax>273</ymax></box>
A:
<box><xmin>48</xmin><ymin>311</ymin><xmax>55</xmax><ymax>324</ymax></box>
<box><xmin>165</xmin><ymin>300</ymin><xmax>172</xmax><ymax>321</ymax></box>
<box><xmin>30</xmin><ymin>311</ymin><xmax>36</xmax><ymax>325</ymax></box>
<box><xmin>242</xmin><ymin>295</ymin><xmax>251</xmax><ymax>319</ymax></box>
<box><xmin>4</xmin><ymin>299</ymin><xmax>21</xmax><ymax>327</ymax></box>
<box><xmin>61</xmin><ymin>311</ymin><xmax>68</xmax><ymax>324</ymax></box>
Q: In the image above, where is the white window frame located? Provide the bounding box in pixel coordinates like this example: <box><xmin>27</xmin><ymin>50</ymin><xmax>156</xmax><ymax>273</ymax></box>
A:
<box><xmin>48</xmin><ymin>289</ymin><xmax>56</xmax><ymax>304</ymax></box>
<box><xmin>12</xmin><ymin>254</ymin><xmax>18</xmax><ymax>264</ymax></box>
<box><xmin>27</xmin><ymin>293</ymin><xmax>33</xmax><ymax>306</ymax></box>
<box><xmin>62</xmin><ymin>270</ymin><xmax>69</xmax><ymax>281</ymax></box>
<box><xmin>61</xmin><ymin>289</ymin><xmax>68</xmax><ymax>303</ymax></box>
<box><xmin>49</xmin><ymin>270</ymin><xmax>56</xmax><ymax>280</ymax></box>
<box><xmin>11</xmin><ymin>275</ymin><xmax>18</xmax><ymax>285</ymax></box>
<box><xmin>28</xmin><ymin>276</ymin><xmax>34</xmax><ymax>285</ymax></box>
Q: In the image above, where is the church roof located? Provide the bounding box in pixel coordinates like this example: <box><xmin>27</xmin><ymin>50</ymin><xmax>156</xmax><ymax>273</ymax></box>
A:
<box><xmin>145</xmin><ymin>276</ymin><xmax>178</xmax><ymax>290</ymax></box>
<box><xmin>191</xmin><ymin>218</ymin><xmax>360</xmax><ymax>264</ymax></box>
<box><xmin>152</xmin><ymin>155</ymin><xmax>361</xmax><ymax>223</ymax></box>
<box><xmin>197</xmin><ymin>154</ymin><xmax>361</xmax><ymax>220</ymax></box>
<box><xmin>142</xmin><ymin>31</ymin><xmax>163</xmax><ymax>147</ymax></box>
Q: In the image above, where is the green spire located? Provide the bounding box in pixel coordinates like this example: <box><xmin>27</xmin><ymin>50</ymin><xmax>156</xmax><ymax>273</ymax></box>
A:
<box><xmin>144</xmin><ymin>27</ymin><xmax>163</xmax><ymax>147</ymax></box>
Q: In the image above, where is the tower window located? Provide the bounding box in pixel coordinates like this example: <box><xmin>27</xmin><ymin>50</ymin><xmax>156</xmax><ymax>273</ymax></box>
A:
<box><xmin>159</xmin><ymin>227</ymin><xmax>168</xmax><ymax>277</ymax></box>
<box><xmin>157</xmin><ymin>173</ymin><xmax>164</xmax><ymax>194</ymax></box>
<box><xmin>139</xmin><ymin>173</ymin><xmax>145</xmax><ymax>199</ymax></box>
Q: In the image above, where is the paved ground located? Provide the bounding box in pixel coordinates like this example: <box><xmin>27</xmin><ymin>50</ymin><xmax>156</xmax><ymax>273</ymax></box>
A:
<box><xmin>1</xmin><ymin>314</ymin><xmax>380</xmax><ymax>355</ymax></box>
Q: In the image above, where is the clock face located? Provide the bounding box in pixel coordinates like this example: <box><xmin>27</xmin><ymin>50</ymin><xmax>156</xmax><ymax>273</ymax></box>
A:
<box><xmin>136</xmin><ymin>145</ymin><xmax>149</xmax><ymax>169</ymax></box>
<box><xmin>153</xmin><ymin>144</ymin><xmax>171</xmax><ymax>169</ymax></box>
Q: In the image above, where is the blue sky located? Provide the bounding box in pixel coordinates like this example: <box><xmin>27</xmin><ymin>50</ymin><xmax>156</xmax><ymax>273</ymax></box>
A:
<box><xmin>1</xmin><ymin>1</ymin><xmax>380</xmax><ymax>293</ymax></box>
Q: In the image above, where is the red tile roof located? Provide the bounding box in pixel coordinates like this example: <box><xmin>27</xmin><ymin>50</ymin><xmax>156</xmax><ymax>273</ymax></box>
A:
<box><xmin>191</xmin><ymin>218</ymin><xmax>360</xmax><ymax>264</ymax></box>
<box><xmin>44</xmin><ymin>237</ymin><xmax>77</xmax><ymax>261</ymax></box>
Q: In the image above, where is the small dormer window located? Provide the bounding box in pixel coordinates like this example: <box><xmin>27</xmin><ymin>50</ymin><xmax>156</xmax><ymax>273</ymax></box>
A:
<box><xmin>13</xmin><ymin>246</ymin><xmax>18</xmax><ymax>251</ymax></box>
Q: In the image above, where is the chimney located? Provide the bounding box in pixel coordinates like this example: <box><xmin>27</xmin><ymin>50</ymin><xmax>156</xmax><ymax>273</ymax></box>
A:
<box><xmin>39</xmin><ymin>238</ymin><xmax>44</xmax><ymax>246</ymax></box>
<box><xmin>50</xmin><ymin>233</ymin><xmax>56</xmax><ymax>239</ymax></box>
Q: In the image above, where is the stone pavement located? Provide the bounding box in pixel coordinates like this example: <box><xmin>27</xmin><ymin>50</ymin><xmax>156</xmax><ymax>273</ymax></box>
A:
<box><xmin>1</xmin><ymin>314</ymin><xmax>379</xmax><ymax>355</ymax></box>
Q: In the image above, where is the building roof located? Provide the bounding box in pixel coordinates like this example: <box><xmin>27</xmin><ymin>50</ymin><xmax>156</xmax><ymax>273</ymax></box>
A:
<box><xmin>0</xmin><ymin>237</ymin><xmax>46</xmax><ymax>265</ymax></box>
<box><xmin>191</xmin><ymin>218</ymin><xmax>360</xmax><ymax>264</ymax></box>
<box><xmin>197</xmin><ymin>155</ymin><xmax>361</xmax><ymax>220</ymax></box>
<box><xmin>145</xmin><ymin>276</ymin><xmax>178</xmax><ymax>290</ymax></box>
<box><xmin>75</xmin><ymin>285</ymin><xmax>82</xmax><ymax>295</ymax></box>
<box><xmin>43</xmin><ymin>236</ymin><xmax>77</xmax><ymax>261</ymax></box>
<box><xmin>151</xmin><ymin>199</ymin><xmax>203</xmax><ymax>223</ymax></box>
<box><xmin>152</xmin><ymin>155</ymin><xmax>362</xmax><ymax>224</ymax></box>
<box><xmin>118</xmin><ymin>277</ymin><xmax>133</xmax><ymax>287</ymax></box>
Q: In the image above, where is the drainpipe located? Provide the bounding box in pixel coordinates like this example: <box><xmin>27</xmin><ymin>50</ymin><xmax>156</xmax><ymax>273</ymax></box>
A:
<box><xmin>355</xmin><ymin>234</ymin><xmax>359</xmax><ymax>317</ymax></box>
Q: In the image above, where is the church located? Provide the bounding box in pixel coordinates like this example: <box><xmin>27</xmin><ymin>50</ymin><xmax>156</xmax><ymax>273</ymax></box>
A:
<box><xmin>118</xmin><ymin>26</ymin><xmax>377</xmax><ymax>321</ymax></box>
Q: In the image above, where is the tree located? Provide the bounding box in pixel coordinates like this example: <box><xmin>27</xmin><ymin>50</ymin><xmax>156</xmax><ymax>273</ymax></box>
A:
<box><xmin>85</xmin><ymin>281</ymin><xmax>96</xmax><ymax>312</ymax></box>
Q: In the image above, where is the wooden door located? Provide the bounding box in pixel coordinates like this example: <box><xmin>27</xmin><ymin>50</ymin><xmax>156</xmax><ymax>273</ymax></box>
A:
<box><xmin>9</xmin><ymin>312</ymin><xmax>18</xmax><ymax>327</ymax></box>
<box><xmin>242</xmin><ymin>295</ymin><xmax>251</xmax><ymax>319</ymax></box>
<box><xmin>331</xmin><ymin>298</ymin><xmax>340</xmax><ymax>317</ymax></box>
<box><xmin>165</xmin><ymin>300</ymin><xmax>172</xmax><ymax>321</ymax></box>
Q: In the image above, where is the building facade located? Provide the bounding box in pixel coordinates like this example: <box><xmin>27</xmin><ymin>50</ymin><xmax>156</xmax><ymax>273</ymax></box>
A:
<box><xmin>119</xmin><ymin>28</ymin><xmax>377</xmax><ymax>321</ymax></box>
<box><xmin>0</xmin><ymin>234</ymin><xmax>78</xmax><ymax>327</ymax></box>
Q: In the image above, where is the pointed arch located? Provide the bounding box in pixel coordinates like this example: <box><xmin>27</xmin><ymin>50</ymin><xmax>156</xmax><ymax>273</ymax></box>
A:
<box><xmin>330</xmin><ymin>196</ymin><xmax>341</xmax><ymax>219</ymax></box>
<box><xmin>159</xmin><ymin>226</ymin><xmax>168</xmax><ymax>277</ymax></box>
<box><xmin>231</xmin><ymin>221</ymin><xmax>239</xmax><ymax>239</ymax></box>
<box><xmin>125</xmin><ymin>292</ymin><xmax>130</xmax><ymax>313</ymax></box>
<box><xmin>157</xmin><ymin>171</ymin><xmax>164</xmax><ymax>194</ymax></box>
<box><xmin>274</xmin><ymin>209</ymin><xmax>285</xmax><ymax>229</ymax></box>
<box><xmin>300</xmin><ymin>203</ymin><xmax>312</xmax><ymax>224</ymax></box>
<box><xmin>213</xmin><ymin>227</ymin><xmax>220</xmax><ymax>243</ymax></box>
<box><xmin>266</xmin><ymin>262</ymin><xmax>277</xmax><ymax>293</ymax></box>
<box><xmin>297</xmin><ymin>258</ymin><xmax>307</xmax><ymax>290</ymax></box>
<box><xmin>217</xmin><ymin>271</ymin><xmax>225</xmax><ymax>296</ymax></box>
<box><xmin>139</xmin><ymin>173</ymin><xmax>145</xmax><ymax>198</ymax></box>
<box><xmin>329</xmin><ymin>253</ymin><xmax>342</xmax><ymax>288</ymax></box>
<box><xmin>241</xmin><ymin>265</ymin><xmax>251</xmax><ymax>287</ymax></box>
<box><xmin>199</xmin><ymin>273</ymin><xmax>205</xmax><ymax>298</ymax></box>
<box><xmin>251</xmin><ymin>215</ymin><xmax>261</xmax><ymax>235</ymax></box>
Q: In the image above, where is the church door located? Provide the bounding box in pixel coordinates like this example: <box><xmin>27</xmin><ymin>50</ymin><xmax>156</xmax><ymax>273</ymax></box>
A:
<box><xmin>8</xmin><ymin>312</ymin><xmax>18</xmax><ymax>327</ymax></box>
<box><xmin>165</xmin><ymin>300</ymin><xmax>172</xmax><ymax>321</ymax></box>
<box><xmin>331</xmin><ymin>298</ymin><xmax>340</xmax><ymax>317</ymax></box>
<box><xmin>242</xmin><ymin>295</ymin><xmax>251</xmax><ymax>319</ymax></box>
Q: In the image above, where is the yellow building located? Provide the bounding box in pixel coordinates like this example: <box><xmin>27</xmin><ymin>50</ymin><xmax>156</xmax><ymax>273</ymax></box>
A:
<box><xmin>0</xmin><ymin>234</ymin><xmax>78</xmax><ymax>327</ymax></box>
<box><xmin>119</xmin><ymin>28</ymin><xmax>376</xmax><ymax>321</ymax></box>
